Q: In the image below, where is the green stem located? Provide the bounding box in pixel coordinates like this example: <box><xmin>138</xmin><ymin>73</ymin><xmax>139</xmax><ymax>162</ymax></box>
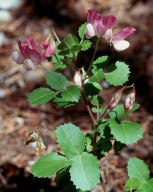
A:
<box><xmin>86</xmin><ymin>38</ymin><xmax>100</xmax><ymax>77</ymax></box>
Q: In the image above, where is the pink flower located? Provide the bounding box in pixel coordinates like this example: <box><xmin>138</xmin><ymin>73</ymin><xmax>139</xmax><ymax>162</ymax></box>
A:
<box><xmin>12</xmin><ymin>36</ymin><xmax>42</xmax><ymax>70</ymax></box>
<box><xmin>105</xmin><ymin>27</ymin><xmax>136</xmax><ymax>51</ymax></box>
<box><xmin>40</xmin><ymin>34</ymin><xmax>56</xmax><ymax>58</ymax></box>
<box><xmin>85</xmin><ymin>10</ymin><xmax>116</xmax><ymax>39</ymax></box>
<box><xmin>124</xmin><ymin>87</ymin><xmax>136</xmax><ymax>111</ymax></box>
<box><xmin>85</xmin><ymin>10</ymin><xmax>136</xmax><ymax>51</ymax></box>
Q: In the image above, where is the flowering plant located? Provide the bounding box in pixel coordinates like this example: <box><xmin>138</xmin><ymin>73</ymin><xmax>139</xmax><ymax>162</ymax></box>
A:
<box><xmin>12</xmin><ymin>10</ymin><xmax>153</xmax><ymax>192</ymax></box>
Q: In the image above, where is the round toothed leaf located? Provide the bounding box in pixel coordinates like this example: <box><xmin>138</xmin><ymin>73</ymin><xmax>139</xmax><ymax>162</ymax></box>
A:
<box><xmin>46</xmin><ymin>71</ymin><xmax>68</xmax><ymax>91</ymax></box>
<box><xmin>109</xmin><ymin>119</ymin><xmax>143</xmax><ymax>145</ymax></box>
<box><xmin>104</xmin><ymin>61</ymin><xmax>130</xmax><ymax>86</ymax></box>
<box><xmin>28</xmin><ymin>88</ymin><xmax>56</xmax><ymax>105</ymax></box>
<box><xmin>31</xmin><ymin>152</ymin><xmax>71</xmax><ymax>178</ymax></box>
<box><xmin>56</xmin><ymin>123</ymin><xmax>85</xmax><ymax>158</ymax></box>
<box><xmin>128</xmin><ymin>158</ymin><xmax>150</xmax><ymax>181</ymax></box>
<box><xmin>70</xmin><ymin>152</ymin><xmax>100</xmax><ymax>191</ymax></box>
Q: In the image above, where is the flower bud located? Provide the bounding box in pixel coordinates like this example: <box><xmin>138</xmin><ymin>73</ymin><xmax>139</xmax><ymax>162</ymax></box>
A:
<box><xmin>74</xmin><ymin>72</ymin><xmax>82</xmax><ymax>86</ymax></box>
<box><xmin>109</xmin><ymin>88</ymin><xmax>123</xmax><ymax>110</ymax></box>
<box><xmin>124</xmin><ymin>87</ymin><xmax>136</xmax><ymax>111</ymax></box>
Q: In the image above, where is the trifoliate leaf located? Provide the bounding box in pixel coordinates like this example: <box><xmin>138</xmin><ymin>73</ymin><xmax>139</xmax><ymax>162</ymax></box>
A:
<box><xmin>28</xmin><ymin>88</ymin><xmax>56</xmax><ymax>105</ymax></box>
<box><xmin>53</xmin><ymin>85</ymin><xmax>81</xmax><ymax>107</ymax></box>
<box><xmin>128</xmin><ymin>158</ymin><xmax>150</xmax><ymax>181</ymax></box>
<box><xmin>70</xmin><ymin>152</ymin><xmax>100</xmax><ymax>191</ymax></box>
<box><xmin>46</xmin><ymin>71</ymin><xmax>68</xmax><ymax>91</ymax></box>
<box><xmin>78</xmin><ymin>23</ymin><xmax>86</xmax><ymax>39</ymax></box>
<box><xmin>124</xmin><ymin>178</ymin><xmax>141</xmax><ymax>191</ymax></box>
<box><xmin>31</xmin><ymin>152</ymin><xmax>71</xmax><ymax>178</ymax></box>
<box><xmin>80</xmin><ymin>40</ymin><xmax>91</xmax><ymax>51</ymax></box>
<box><xmin>109</xmin><ymin>119</ymin><xmax>143</xmax><ymax>145</ymax></box>
<box><xmin>104</xmin><ymin>61</ymin><xmax>130</xmax><ymax>86</ymax></box>
<box><xmin>56</xmin><ymin>123</ymin><xmax>85</xmax><ymax>158</ymax></box>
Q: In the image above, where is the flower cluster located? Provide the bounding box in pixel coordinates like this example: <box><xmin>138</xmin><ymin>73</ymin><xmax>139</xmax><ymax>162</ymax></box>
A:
<box><xmin>85</xmin><ymin>10</ymin><xmax>136</xmax><ymax>51</ymax></box>
<box><xmin>12</xmin><ymin>35</ymin><xmax>56</xmax><ymax>70</ymax></box>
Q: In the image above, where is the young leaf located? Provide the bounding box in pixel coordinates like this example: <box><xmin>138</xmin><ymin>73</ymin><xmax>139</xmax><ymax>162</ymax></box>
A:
<box><xmin>31</xmin><ymin>152</ymin><xmax>71</xmax><ymax>178</ymax></box>
<box><xmin>80</xmin><ymin>40</ymin><xmax>91</xmax><ymax>51</ymax></box>
<box><xmin>53</xmin><ymin>85</ymin><xmax>81</xmax><ymax>107</ymax></box>
<box><xmin>141</xmin><ymin>179</ymin><xmax>153</xmax><ymax>192</ymax></box>
<box><xmin>109</xmin><ymin>120</ymin><xmax>143</xmax><ymax>145</ymax></box>
<box><xmin>104</xmin><ymin>61</ymin><xmax>130</xmax><ymax>86</ymax></box>
<box><xmin>78</xmin><ymin>23</ymin><xmax>86</xmax><ymax>39</ymax></box>
<box><xmin>56</xmin><ymin>123</ymin><xmax>85</xmax><ymax>158</ymax></box>
<box><xmin>124</xmin><ymin>178</ymin><xmax>141</xmax><ymax>191</ymax></box>
<box><xmin>128</xmin><ymin>158</ymin><xmax>150</xmax><ymax>181</ymax></box>
<box><xmin>28</xmin><ymin>88</ymin><xmax>56</xmax><ymax>105</ymax></box>
<box><xmin>46</xmin><ymin>71</ymin><xmax>68</xmax><ymax>91</ymax></box>
<box><xmin>70</xmin><ymin>152</ymin><xmax>100</xmax><ymax>191</ymax></box>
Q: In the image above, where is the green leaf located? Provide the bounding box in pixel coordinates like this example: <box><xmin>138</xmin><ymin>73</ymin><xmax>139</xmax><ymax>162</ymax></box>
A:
<box><xmin>92</xmin><ymin>56</ymin><xmax>110</xmax><ymax>72</ymax></box>
<box><xmin>84</xmin><ymin>82</ymin><xmax>102</xmax><ymax>97</ymax></box>
<box><xmin>104</xmin><ymin>61</ymin><xmax>130</xmax><ymax>86</ymax></box>
<box><xmin>91</xmin><ymin>95</ymin><xmax>103</xmax><ymax>106</ymax></box>
<box><xmin>97</xmin><ymin>121</ymin><xmax>109</xmax><ymax>137</ymax></box>
<box><xmin>80</xmin><ymin>40</ymin><xmax>91</xmax><ymax>51</ymax></box>
<box><xmin>85</xmin><ymin>137</ymin><xmax>93</xmax><ymax>152</ymax></box>
<box><xmin>53</xmin><ymin>85</ymin><xmax>81</xmax><ymax>107</ymax></box>
<box><xmin>58</xmin><ymin>34</ymin><xmax>79</xmax><ymax>50</ymax></box>
<box><xmin>124</xmin><ymin>178</ymin><xmax>141</xmax><ymax>191</ymax></box>
<box><xmin>56</xmin><ymin>123</ymin><xmax>85</xmax><ymax>158</ymax></box>
<box><xmin>89</xmin><ymin>69</ymin><xmax>104</xmax><ymax>83</ymax></box>
<box><xmin>78</xmin><ymin>23</ymin><xmax>86</xmax><ymax>39</ymax></box>
<box><xmin>141</xmin><ymin>179</ymin><xmax>153</xmax><ymax>192</ymax></box>
<box><xmin>92</xmin><ymin>107</ymin><xmax>105</xmax><ymax>114</ymax></box>
<box><xmin>46</xmin><ymin>71</ymin><xmax>68</xmax><ymax>91</ymax></box>
<box><xmin>109</xmin><ymin>120</ymin><xmax>143</xmax><ymax>145</ymax></box>
<box><xmin>109</xmin><ymin>104</ymin><xmax>140</xmax><ymax>120</ymax></box>
<box><xmin>70</xmin><ymin>152</ymin><xmax>100</xmax><ymax>191</ymax></box>
<box><xmin>128</xmin><ymin>158</ymin><xmax>150</xmax><ymax>181</ymax></box>
<box><xmin>31</xmin><ymin>152</ymin><xmax>71</xmax><ymax>178</ymax></box>
<box><xmin>28</xmin><ymin>88</ymin><xmax>56</xmax><ymax>105</ymax></box>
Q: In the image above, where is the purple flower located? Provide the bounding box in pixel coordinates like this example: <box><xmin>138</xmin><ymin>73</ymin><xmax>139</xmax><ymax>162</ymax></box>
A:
<box><xmin>12</xmin><ymin>36</ymin><xmax>42</xmax><ymax>70</ymax></box>
<box><xmin>105</xmin><ymin>27</ymin><xmax>136</xmax><ymax>51</ymax></box>
<box><xmin>85</xmin><ymin>10</ymin><xmax>116</xmax><ymax>38</ymax></box>
<box><xmin>85</xmin><ymin>10</ymin><xmax>136</xmax><ymax>51</ymax></box>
